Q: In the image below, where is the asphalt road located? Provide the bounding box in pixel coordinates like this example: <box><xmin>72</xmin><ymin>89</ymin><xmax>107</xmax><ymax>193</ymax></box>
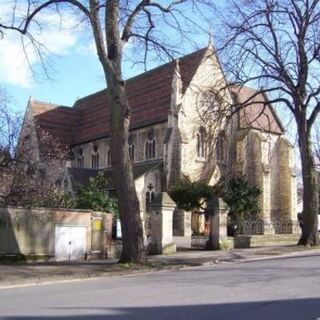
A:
<box><xmin>1</xmin><ymin>254</ymin><xmax>320</xmax><ymax>320</ymax></box>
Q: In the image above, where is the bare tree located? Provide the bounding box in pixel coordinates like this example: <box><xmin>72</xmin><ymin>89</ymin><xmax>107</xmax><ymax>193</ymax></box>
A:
<box><xmin>0</xmin><ymin>0</ymin><xmax>212</xmax><ymax>264</ymax></box>
<box><xmin>9</xmin><ymin>124</ymin><xmax>70</xmax><ymax>208</ymax></box>
<box><xmin>216</xmin><ymin>0</ymin><xmax>320</xmax><ymax>245</ymax></box>
<box><xmin>0</xmin><ymin>88</ymin><xmax>68</xmax><ymax>207</ymax></box>
<box><xmin>313</xmin><ymin>126</ymin><xmax>320</xmax><ymax>170</ymax></box>
<box><xmin>313</xmin><ymin>126</ymin><xmax>320</xmax><ymax>216</ymax></box>
<box><xmin>0</xmin><ymin>88</ymin><xmax>20</xmax><ymax>205</ymax></box>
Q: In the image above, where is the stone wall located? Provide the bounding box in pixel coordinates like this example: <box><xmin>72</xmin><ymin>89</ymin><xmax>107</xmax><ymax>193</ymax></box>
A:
<box><xmin>71</xmin><ymin>122</ymin><xmax>167</xmax><ymax>169</ymax></box>
<box><xmin>0</xmin><ymin>207</ymin><xmax>112</xmax><ymax>260</ymax></box>
<box><xmin>135</xmin><ymin>167</ymin><xmax>162</xmax><ymax>239</ymax></box>
<box><xmin>277</xmin><ymin>138</ymin><xmax>297</xmax><ymax>221</ymax></box>
<box><xmin>233</xmin><ymin>129</ymin><xmax>297</xmax><ymax>233</ymax></box>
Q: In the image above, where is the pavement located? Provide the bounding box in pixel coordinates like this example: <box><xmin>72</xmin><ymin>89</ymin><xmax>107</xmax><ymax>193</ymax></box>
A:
<box><xmin>1</xmin><ymin>244</ymin><xmax>320</xmax><ymax>289</ymax></box>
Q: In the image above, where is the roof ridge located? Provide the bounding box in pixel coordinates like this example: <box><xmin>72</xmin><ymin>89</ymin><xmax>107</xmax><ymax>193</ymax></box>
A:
<box><xmin>30</xmin><ymin>98</ymin><xmax>59</xmax><ymax>107</ymax></box>
<box><xmin>30</xmin><ymin>98</ymin><xmax>71</xmax><ymax>109</ymax></box>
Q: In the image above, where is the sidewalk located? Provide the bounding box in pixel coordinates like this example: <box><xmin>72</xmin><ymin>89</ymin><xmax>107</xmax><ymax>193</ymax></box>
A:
<box><xmin>1</xmin><ymin>245</ymin><xmax>319</xmax><ymax>289</ymax></box>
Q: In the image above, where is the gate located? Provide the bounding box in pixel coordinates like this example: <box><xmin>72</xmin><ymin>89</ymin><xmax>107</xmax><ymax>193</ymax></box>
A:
<box><xmin>54</xmin><ymin>225</ymin><xmax>87</xmax><ymax>261</ymax></box>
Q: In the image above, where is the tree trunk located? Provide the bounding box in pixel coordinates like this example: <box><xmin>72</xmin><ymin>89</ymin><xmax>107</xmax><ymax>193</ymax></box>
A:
<box><xmin>89</xmin><ymin>0</ymin><xmax>146</xmax><ymax>264</ymax></box>
<box><xmin>206</xmin><ymin>213</ymin><xmax>220</xmax><ymax>250</ymax></box>
<box><xmin>108</xmin><ymin>78</ymin><xmax>146</xmax><ymax>264</ymax></box>
<box><xmin>205</xmin><ymin>199</ymin><xmax>220</xmax><ymax>250</ymax></box>
<box><xmin>297</xmin><ymin>123</ymin><xmax>319</xmax><ymax>246</ymax></box>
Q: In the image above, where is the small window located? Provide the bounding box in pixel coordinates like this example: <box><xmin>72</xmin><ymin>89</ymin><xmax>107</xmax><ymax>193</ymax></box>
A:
<box><xmin>129</xmin><ymin>143</ymin><xmax>135</xmax><ymax>162</ymax></box>
<box><xmin>107</xmin><ymin>149</ymin><xmax>111</xmax><ymax>167</ymax></box>
<box><xmin>146</xmin><ymin>191</ymin><xmax>150</xmax><ymax>212</ymax></box>
<box><xmin>197</xmin><ymin>127</ymin><xmax>206</xmax><ymax>158</ymax></box>
<box><xmin>217</xmin><ymin>133</ymin><xmax>227</xmax><ymax>162</ymax></box>
<box><xmin>77</xmin><ymin>148</ymin><xmax>84</xmax><ymax>168</ymax></box>
<box><xmin>145</xmin><ymin>191</ymin><xmax>155</xmax><ymax>211</ymax></box>
<box><xmin>145</xmin><ymin>139</ymin><xmax>156</xmax><ymax>159</ymax></box>
<box><xmin>91</xmin><ymin>145</ymin><xmax>99</xmax><ymax>169</ymax></box>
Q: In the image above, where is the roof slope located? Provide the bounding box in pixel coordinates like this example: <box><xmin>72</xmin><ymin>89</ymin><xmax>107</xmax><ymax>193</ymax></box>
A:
<box><xmin>72</xmin><ymin>48</ymin><xmax>207</xmax><ymax>144</ymax></box>
<box><xmin>231</xmin><ymin>86</ymin><xmax>284</xmax><ymax>134</ymax></box>
<box><xmin>28</xmin><ymin>48</ymin><xmax>208</xmax><ymax>145</ymax></box>
<box><xmin>30</xmin><ymin>99</ymin><xmax>79</xmax><ymax>145</ymax></box>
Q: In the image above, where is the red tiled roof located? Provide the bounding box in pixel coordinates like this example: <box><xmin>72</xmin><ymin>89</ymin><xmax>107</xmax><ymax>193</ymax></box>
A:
<box><xmin>31</xmin><ymin>100</ymin><xmax>79</xmax><ymax>145</ymax></box>
<box><xmin>231</xmin><ymin>86</ymin><xmax>284</xmax><ymax>134</ymax></box>
<box><xmin>29</xmin><ymin>48</ymin><xmax>216</xmax><ymax>145</ymax></box>
<box><xmin>73</xmin><ymin>48</ymin><xmax>208</xmax><ymax>144</ymax></box>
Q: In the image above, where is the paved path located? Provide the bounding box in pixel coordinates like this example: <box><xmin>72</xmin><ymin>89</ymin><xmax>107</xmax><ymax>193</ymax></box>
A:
<box><xmin>1</xmin><ymin>254</ymin><xmax>320</xmax><ymax>319</ymax></box>
<box><xmin>0</xmin><ymin>245</ymin><xmax>319</xmax><ymax>288</ymax></box>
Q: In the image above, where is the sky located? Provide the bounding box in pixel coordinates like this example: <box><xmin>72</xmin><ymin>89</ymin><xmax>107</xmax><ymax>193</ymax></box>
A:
<box><xmin>0</xmin><ymin>1</ymin><xmax>212</xmax><ymax>112</ymax></box>
<box><xmin>0</xmin><ymin>0</ymin><xmax>309</xmax><ymax>177</ymax></box>
<box><xmin>0</xmin><ymin>1</ymin><xmax>308</xmax><ymax>153</ymax></box>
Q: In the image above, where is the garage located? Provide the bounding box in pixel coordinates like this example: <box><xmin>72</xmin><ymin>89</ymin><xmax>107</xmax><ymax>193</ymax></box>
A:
<box><xmin>54</xmin><ymin>225</ymin><xmax>87</xmax><ymax>261</ymax></box>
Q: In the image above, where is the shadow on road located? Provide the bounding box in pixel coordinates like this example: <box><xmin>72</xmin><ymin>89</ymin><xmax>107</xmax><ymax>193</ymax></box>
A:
<box><xmin>3</xmin><ymin>298</ymin><xmax>320</xmax><ymax>320</ymax></box>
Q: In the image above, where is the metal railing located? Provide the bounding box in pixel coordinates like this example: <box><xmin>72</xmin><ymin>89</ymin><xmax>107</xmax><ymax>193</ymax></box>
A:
<box><xmin>191</xmin><ymin>235</ymin><xmax>208</xmax><ymax>248</ymax></box>
<box><xmin>191</xmin><ymin>219</ymin><xmax>300</xmax><ymax>248</ymax></box>
<box><xmin>234</xmin><ymin>219</ymin><xmax>299</xmax><ymax>235</ymax></box>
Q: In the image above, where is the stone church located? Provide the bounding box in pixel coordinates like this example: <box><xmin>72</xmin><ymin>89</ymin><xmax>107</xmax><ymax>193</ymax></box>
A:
<box><xmin>18</xmin><ymin>45</ymin><xmax>297</xmax><ymax>247</ymax></box>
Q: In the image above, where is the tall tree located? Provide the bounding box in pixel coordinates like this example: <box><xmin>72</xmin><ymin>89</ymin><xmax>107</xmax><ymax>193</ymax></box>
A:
<box><xmin>217</xmin><ymin>0</ymin><xmax>320</xmax><ymax>245</ymax></box>
<box><xmin>0</xmin><ymin>0</ymin><xmax>208</xmax><ymax>263</ymax></box>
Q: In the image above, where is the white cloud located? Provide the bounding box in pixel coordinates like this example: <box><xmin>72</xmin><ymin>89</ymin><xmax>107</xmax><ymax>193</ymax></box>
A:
<box><xmin>0</xmin><ymin>2</ymin><xmax>86</xmax><ymax>87</ymax></box>
<box><xmin>0</xmin><ymin>36</ymin><xmax>34</xmax><ymax>87</ymax></box>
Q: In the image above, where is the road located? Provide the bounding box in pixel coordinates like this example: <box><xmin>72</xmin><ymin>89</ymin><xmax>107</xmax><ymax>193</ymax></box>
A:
<box><xmin>1</xmin><ymin>254</ymin><xmax>320</xmax><ymax>320</ymax></box>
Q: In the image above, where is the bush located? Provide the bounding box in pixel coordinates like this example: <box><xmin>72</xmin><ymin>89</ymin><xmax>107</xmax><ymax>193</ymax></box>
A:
<box><xmin>169</xmin><ymin>176</ymin><xmax>260</xmax><ymax>221</ymax></box>
<box><xmin>168</xmin><ymin>178</ymin><xmax>222</xmax><ymax>211</ymax></box>
<box><xmin>223</xmin><ymin>177</ymin><xmax>261</xmax><ymax>222</ymax></box>
<box><xmin>74</xmin><ymin>171</ymin><xmax>119</xmax><ymax>218</ymax></box>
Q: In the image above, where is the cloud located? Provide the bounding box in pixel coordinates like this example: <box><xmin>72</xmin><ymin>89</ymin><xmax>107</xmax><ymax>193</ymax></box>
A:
<box><xmin>0</xmin><ymin>2</ymin><xmax>85</xmax><ymax>87</ymax></box>
<box><xmin>0</xmin><ymin>36</ymin><xmax>34</xmax><ymax>87</ymax></box>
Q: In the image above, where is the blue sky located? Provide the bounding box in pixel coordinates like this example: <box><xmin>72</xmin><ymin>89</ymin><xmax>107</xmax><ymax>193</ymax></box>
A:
<box><xmin>0</xmin><ymin>1</ymin><xmax>212</xmax><ymax>112</ymax></box>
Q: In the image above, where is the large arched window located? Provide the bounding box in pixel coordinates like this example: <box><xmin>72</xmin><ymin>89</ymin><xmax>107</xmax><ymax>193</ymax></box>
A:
<box><xmin>196</xmin><ymin>127</ymin><xmax>206</xmax><ymax>158</ymax></box>
<box><xmin>77</xmin><ymin>148</ymin><xmax>84</xmax><ymax>168</ymax></box>
<box><xmin>145</xmin><ymin>139</ymin><xmax>156</xmax><ymax>159</ymax></box>
<box><xmin>91</xmin><ymin>145</ymin><xmax>99</xmax><ymax>169</ymax></box>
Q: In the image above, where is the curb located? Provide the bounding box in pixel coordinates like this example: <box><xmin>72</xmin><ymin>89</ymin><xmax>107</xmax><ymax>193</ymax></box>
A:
<box><xmin>194</xmin><ymin>248</ymin><xmax>320</xmax><ymax>267</ymax></box>
<box><xmin>1</xmin><ymin>248</ymin><xmax>319</xmax><ymax>290</ymax></box>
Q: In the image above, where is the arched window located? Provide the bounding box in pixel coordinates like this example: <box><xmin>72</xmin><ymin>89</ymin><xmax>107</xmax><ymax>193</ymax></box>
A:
<box><xmin>145</xmin><ymin>139</ymin><xmax>156</xmax><ymax>159</ymax></box>
<box><xmin>146</xmin><ymin>191</ymin><xmax>150</xmax><ymax>212</ymax></box>
<box><xmin>77</xmin><ymin>148</ymin><xmax>84</xmax><ymax>168</ymax></box>
<box><xmin>217</xmin><ymin>132</ymin><xmax>227</xmax><ymax>162</ymax></box>
<box><xmin>196</xmin><ymin>127</ymin><xmax>206</xmax><ymax>158</ymax></box>
<box><xmin>107</xmin><ymin>149</ymin><xmax>111</xmax><ymax>167</ymax></box>
<box><xmin>129</xmin><ymin>143</ymin><xmax>135</xmax><ymax>162</ymax></box>
<box><xmin>91</xmin><ymin>145</ymin><xmax>99</xmax><ymax>169</ymax></box>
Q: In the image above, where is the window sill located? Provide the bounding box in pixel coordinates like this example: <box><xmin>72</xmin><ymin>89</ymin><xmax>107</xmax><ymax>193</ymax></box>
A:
<box><xmin>195</xmin><ymin>157</ymin><xmax>206</xmax><ymax>163</ymax></box>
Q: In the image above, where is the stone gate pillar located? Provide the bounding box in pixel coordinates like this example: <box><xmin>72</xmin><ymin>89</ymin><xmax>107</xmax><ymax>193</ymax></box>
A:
<box><xmin>149</xmin><ymin>192</ymin><xmax>177</xmax><ymax>255</ymax></box>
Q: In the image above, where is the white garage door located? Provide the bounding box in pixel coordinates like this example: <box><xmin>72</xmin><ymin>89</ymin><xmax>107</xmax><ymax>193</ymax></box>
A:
<box><xmin>55</xmin><ymin>225</ymin><xmax>87</xmax><ymax>261</ymax></box>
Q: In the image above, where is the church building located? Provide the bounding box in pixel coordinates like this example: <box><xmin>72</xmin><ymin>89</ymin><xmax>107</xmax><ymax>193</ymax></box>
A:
<box><xmin>18</xmin><ymin>46</ymin><xmax>298</xmax><ymax>247</ymax></box>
